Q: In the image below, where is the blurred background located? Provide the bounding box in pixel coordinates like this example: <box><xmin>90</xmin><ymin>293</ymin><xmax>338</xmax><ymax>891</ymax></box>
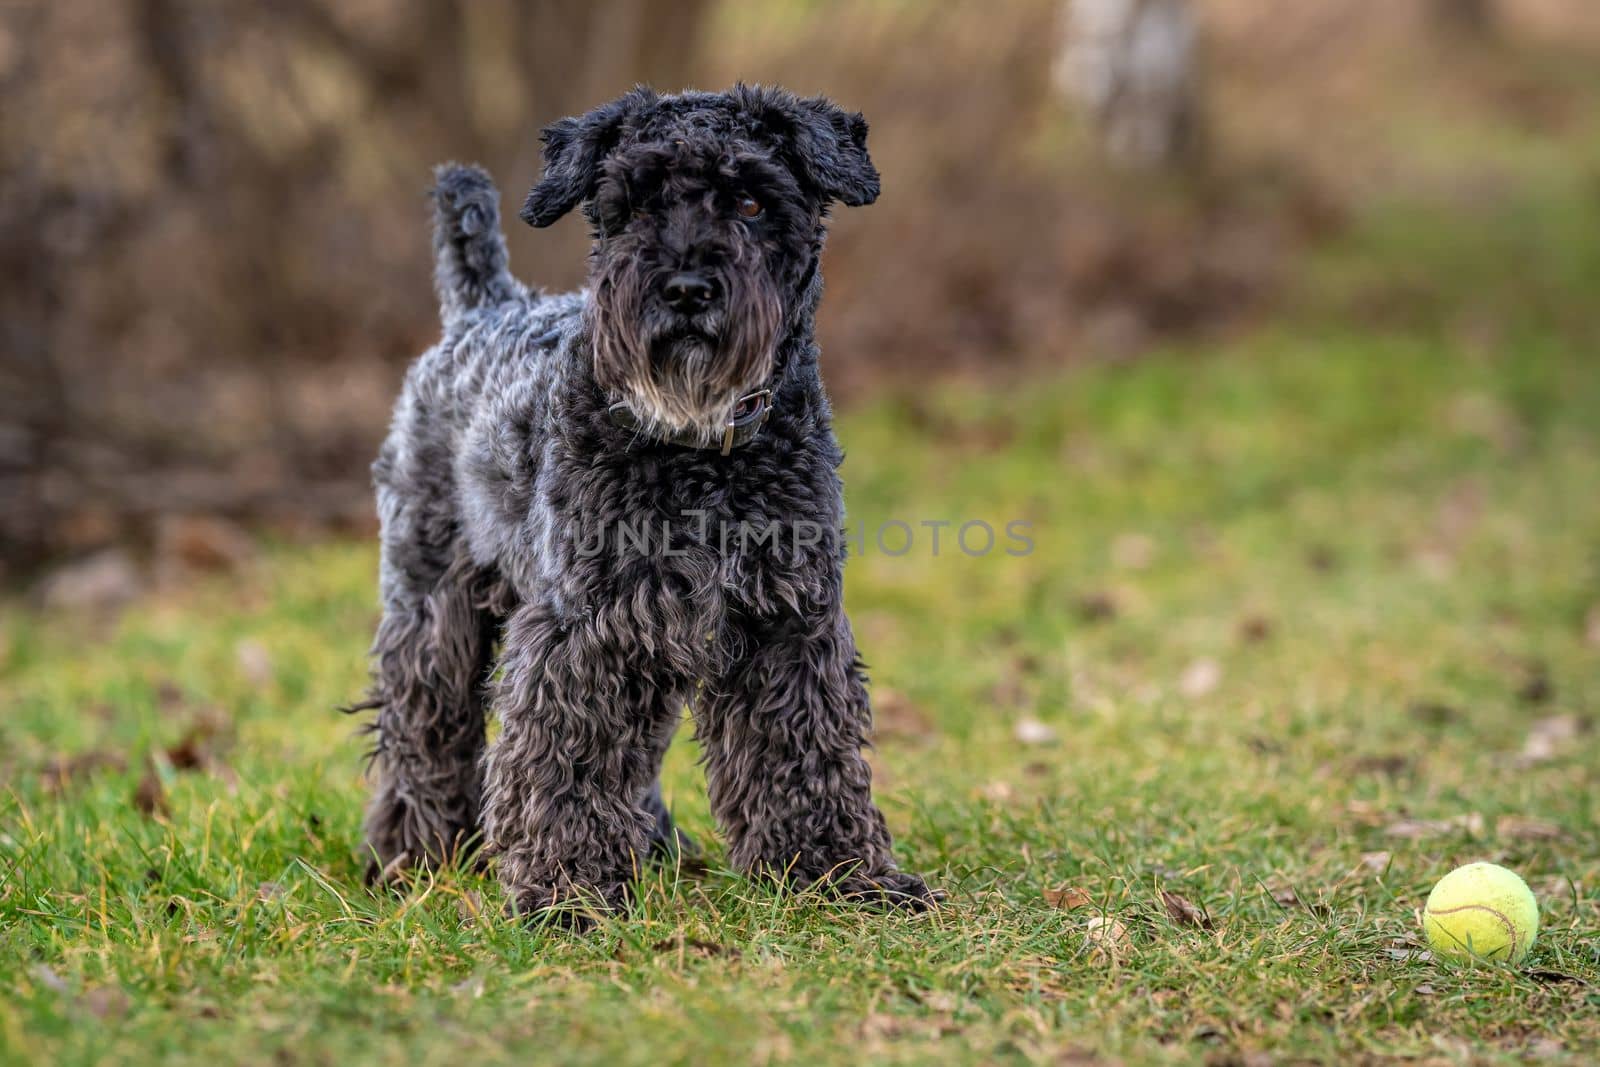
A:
<box><xmin>4</xmin><ymin>0</ymin><xmax>1599</xmax><ymax>592</ymax></box>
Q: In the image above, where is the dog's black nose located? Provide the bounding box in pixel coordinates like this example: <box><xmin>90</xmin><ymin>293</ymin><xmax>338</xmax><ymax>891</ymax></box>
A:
<box><xmin>662</xmin><ymin>272</ymin><xmax>718</xmax><ymax>313</ymax></box>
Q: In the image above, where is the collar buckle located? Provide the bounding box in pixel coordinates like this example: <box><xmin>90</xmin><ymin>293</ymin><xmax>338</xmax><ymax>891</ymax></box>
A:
<box><xmin>721</xmin><ymin>388</ymin><xmax>773</xmax><ymax>455</ymax></box>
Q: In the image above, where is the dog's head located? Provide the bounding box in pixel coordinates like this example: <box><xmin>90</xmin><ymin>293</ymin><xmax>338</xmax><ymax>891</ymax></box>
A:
<box><xmin>521</xmin><ymin>84</ymin><xmax>878</xmax><ymax>439</ymax></box>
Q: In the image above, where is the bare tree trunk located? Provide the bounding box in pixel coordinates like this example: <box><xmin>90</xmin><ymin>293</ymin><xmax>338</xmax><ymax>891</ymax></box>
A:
<box><xmin>1432</xmin><ymin>0</ymin><xmax>1496</xmax><ymax>38</ymax></box>
<box><xmin>1053</xmin><ymin>0</ymin><xmax>1202</xmax><ymax>171</ymax></box>
<box><xmin>1</xmin><ymin>0</ymin><xmax>715</xmax><ymax>572</ymax></box>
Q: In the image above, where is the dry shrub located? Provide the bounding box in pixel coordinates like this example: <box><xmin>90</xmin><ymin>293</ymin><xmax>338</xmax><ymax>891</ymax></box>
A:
<box><xmin>7</xmin><ymin>0</ymin><xmax>1596</xmax><ymax>573</ymax></box>
<box><xmin>710</xmin><ymin>0</ymin><xmax>1310</xmax><ymax>399</ymax></box>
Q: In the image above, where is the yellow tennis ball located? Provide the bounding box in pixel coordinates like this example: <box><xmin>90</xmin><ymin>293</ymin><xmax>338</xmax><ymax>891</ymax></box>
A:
<box><xmin>1423</xmin><ymin>862</ymin><xmax>1538</xmax><ymax>965</ymax></box>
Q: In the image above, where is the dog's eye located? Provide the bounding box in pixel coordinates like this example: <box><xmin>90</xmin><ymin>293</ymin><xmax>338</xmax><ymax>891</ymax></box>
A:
<box><xmin>734</xmin><ymin>195</ymin><xmax>763</xmax><ymax>220</ymax></box>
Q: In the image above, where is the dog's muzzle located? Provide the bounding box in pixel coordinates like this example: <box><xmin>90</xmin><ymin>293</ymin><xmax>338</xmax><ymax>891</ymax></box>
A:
<box><xmin>608</xmin><ymin>388</ymin><xmax>773</xmax><ymax>455</ymax></box>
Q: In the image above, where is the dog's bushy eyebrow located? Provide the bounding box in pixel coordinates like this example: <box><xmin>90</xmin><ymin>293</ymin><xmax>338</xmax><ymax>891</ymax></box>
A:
<box><xmin>598</xmin><ymin>142</ymin><xmax>803</xmax><ymax>214</ymax></box>
<box><xmin>524</xmin><ymin>85</ymin><xmax>880</xmax><ymax>229</ymax></box>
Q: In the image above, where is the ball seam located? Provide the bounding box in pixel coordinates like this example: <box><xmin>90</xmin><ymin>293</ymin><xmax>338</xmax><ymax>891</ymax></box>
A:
<box><xmin>1426</xmin><ymin>903</ymin><xmax>1520</xmax><ymax>960</ymax></box>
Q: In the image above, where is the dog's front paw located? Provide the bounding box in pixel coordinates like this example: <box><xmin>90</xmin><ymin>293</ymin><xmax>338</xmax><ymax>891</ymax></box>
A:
<box><xmin>835</xmin><ymin>870</ymin><xmax>944</xmax><ymax>913</ymax></box>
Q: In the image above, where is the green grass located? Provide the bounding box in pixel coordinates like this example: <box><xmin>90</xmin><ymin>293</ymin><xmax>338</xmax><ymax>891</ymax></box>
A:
<box><xmin>7</xmin><ymin>128</ymin><xmax>1600</xmax><ymax>1067</ymax></box>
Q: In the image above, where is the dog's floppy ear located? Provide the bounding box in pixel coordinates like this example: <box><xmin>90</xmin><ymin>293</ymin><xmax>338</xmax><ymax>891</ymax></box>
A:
<box><xmin>737</xmin><ymin>85</ymin><xmax>880</xmax><ymax>207</ymax></box>
<box><xmin>790</xmin><ymin>97</ymin><xmax>880</xmax><ymax>207</ymax></box>
<box><xmin>521</xmin><ymin>87</ymin><xmax>655</xmax><ymax>228</ymax></box>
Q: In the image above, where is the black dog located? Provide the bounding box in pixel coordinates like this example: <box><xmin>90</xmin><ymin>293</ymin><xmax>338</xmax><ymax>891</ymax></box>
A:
<box><xmin>359</xmin><ymin>84</ymin><xmax>936</xmax><ymax>924</ymax></box>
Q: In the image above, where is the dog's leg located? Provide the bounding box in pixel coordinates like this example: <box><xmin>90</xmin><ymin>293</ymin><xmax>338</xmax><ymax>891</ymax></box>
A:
<box><xmin>481</xmin><ymin>603</ymin><xmax>686</xmax><ymax>925</ymax></box>
<box><xmin>699</xmin><ymin>610</ymin><xmax>938</xmax><ymax>911</ymax></box>
<box><xmin>642</xmin><ymin>778</ymin><xmax>699</xmax><ymax>864</ymax></box>
<box><xmin>361</xmin><ymin>551</ymin><xmax>499</xmax><ymax>885</ymax></box>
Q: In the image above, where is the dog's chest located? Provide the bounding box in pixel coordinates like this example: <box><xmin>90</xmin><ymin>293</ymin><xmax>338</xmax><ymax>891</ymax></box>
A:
<box><xmin>622</xmin><ymin>450</ymin><xmax>839</xmax><ymax>615</ymax></box>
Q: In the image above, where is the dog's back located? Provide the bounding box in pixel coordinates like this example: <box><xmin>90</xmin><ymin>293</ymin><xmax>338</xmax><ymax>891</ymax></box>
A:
<box><xmin>375</xmin><ymin>166</ymin><xmax>589</xmax><ymax>603</ymax></box>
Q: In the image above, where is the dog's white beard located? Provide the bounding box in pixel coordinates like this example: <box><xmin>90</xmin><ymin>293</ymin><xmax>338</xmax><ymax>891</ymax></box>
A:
<box><xmin>591</xmin><ymin>292</ymin><xmax>781</xmax><ymax>446</ymax></box>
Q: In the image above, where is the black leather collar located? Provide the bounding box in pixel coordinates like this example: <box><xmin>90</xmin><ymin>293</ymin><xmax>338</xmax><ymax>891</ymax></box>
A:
<box><xmin>607</xmin><ymin>388</ymin><xmax>774</xmax><ymax>455</ymax></box>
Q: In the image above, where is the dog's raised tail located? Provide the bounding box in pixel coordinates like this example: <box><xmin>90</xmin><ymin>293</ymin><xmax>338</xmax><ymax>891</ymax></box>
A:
<box><xmin>431</xmin><ymin>164</ymin><xmax>520</xmax><ymax>320</ymax></box>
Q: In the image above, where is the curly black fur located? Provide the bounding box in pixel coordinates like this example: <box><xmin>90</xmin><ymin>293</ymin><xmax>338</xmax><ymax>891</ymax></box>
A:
<box><xmin>358</xmin><ymin>84</ymin><xmax>935</xmax><ymax>925</ymax></box>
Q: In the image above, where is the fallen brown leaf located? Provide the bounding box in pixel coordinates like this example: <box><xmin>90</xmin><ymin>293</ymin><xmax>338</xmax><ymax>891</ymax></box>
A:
<box><xmin>1342</xmin><ymin>799</ymin><xmax>1385</xmax><ymax>825</ymax></box>
<box><xmin>977</xmin><ymin>780</ymin><xmax>1015</xmax><ymax>803</ymax></box>
<box><xmin>1084</xmin><ymin>915</ymin><xmax>1131</xmax><ymax>959</ymax></box>
<box><xmin>133</xmin><ymin>768</ymin><xmax>168</xmax><ymax>817</ymax></box>
<box><xmin>1112</xmin><ymin>533</ymin><xmax>1156</xmax><ymax>571</ymax></box>
<box><xmin>1043</xmin><ymin>886</ymin><xmax>1093</xmax><ymax>911</ymax></box>
<box><xmin>1074</xmin><ymin>592</ymin><xmax>1118</xmax><ymax>623</ymax></box>
<box><xmin>1384</xmin><ymin>947</ymin><xmax>1432</xmax><ymax>962</ymax></box>
<box><xmin>1408</xmin><ymin>701</ymin><xmax>1462</xmax><ymax>725</ymax></box>
<box><xmin>1013</xmin><ymin>718</ymin><xmax>1059</xmax><ymax>746</ymax></box>
<box><xmin>989</xmin><ymin>676</ymin><xmax>1029</xmax><ymax>709</ymax></box>
<box><xmin>1351</xmin><ymin>754</ymin><xmax>1411</xmax><ymax>777</ymax></box>
<box><xmin>156</xmin><ymin>712</ymin><xmax>236</xmax><ymax>781</ymax></box>
<box><xmin>1357</xmin><ymin>851</ymin><xmax>1392</xmax><ymax>875</ymax></box>
<box><xmin>872</xmin><ymin>688</ymin><xmax>937</xmax><ymax>743</ymax></box>
<box><xmin>1496</xmin><ymin>815</ymin><xmax>1566</xmax><ymax>841</ymax></box>
<box><xmin>1237</xmin><ymin>615</ymin><xmax>1273</xmax><ymax>643</ymax></box>
<box><xmin>36</xmin><ymin>549</ymin><xmax>142</xmax><ymax>612</ymax></box>
<box><xmin>1517</xmin><ymin>662</ymin><xmax>1554</xmax><ymax>705</ymax></box>
<box><xmin>1526</xmin><ymin>970</ymin><xmax>1587</xmax><ymax>986</ymax></box>
<box><xmin>1009</xmin><ymin>649</ymin><xmax>1044</xmax><ymax>675</ymax></box>
<box><xmin>81</xmin><ymin>985</ymin><xmax>130</xmax><ymax>1020</ymax></box>
<box><xmin>41</xmin><ymin>750</ymin><xmax>127</xmax><ymax>793</ymax></box>
<box><xmin>1268</xmin><ymin>885</ymin><xmax>1331</xmax><ymax>917</ymax></box>
<box><xmin>155</xmin><ymin>680</ymin><xmax>186</xmax><ymax>711</ymax></box>
<box><xmin>908</xmin><ymin>990</ymin><xmax>959</xmax><ymax>1014</ymax></box>
<box><xmin>1159</xmin><ymin>889</ymin><xmax>1214</xmax><ymax>930</ymax></box>
<box><xmin>1178</xmin><ymin>657</ymin><xmax>1222</xmax><ymax>699</ymax></box>
<box><xmin>1306</xmin><ymin>544</ymin><xmax>1339</xmax><ymax>572</ymax></box>
<box><xmin>155</xmin><ymin>514</ymin><xmax>256</xmax><ymax>574</ymax></box>
<box><xmin>165</xmin><ymin>732</ymin><xmax>208</xmax><ymax>771</ymax></box>
<box><xmin>1515</xmin><ymin>714</ymin><xmax>1586</xmax><ymax>767</ymax></box>
<box><xmin>235</xmin><ymin>640</ymin><xmax>274</xmax><ymax>686</ymax></box>
<box><xmin>1383</xmin><ymin>813</ymin><xmax>1484</xmax><ymax>839</ymax></box>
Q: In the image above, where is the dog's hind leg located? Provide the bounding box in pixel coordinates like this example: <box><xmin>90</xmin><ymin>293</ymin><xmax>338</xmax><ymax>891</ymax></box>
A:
<box><xmin>359</xmin><ymin>525</ymin><xmax>503</xmax><ymax>884</ymax></box>
<box><xmin>642</xmin><ymin>777</ymin><xmax>700</xmax><ymax>864</ymax></box>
